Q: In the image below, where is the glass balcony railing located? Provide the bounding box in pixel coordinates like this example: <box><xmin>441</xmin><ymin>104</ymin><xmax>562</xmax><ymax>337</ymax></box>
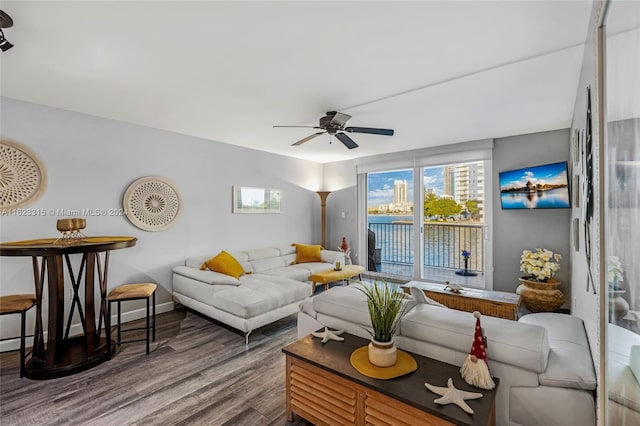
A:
<box><xmin>368</xmin><ymin>222</ymin><xmax>484</xmax><ymax>273</ymax></box>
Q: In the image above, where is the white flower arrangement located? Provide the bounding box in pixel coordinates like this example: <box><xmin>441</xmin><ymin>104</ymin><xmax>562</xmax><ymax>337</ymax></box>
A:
<box><xmin>608</xmin><ymin>256</ymin><xmax>624</xmax><ymax>288</ymax></box>
<box><xmin>520</xmin><ymin>248</ymin><xmax>562</xmax><ymax>282</ymax></box>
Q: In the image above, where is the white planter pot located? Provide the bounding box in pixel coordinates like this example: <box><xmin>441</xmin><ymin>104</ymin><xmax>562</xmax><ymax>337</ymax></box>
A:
<box><xmin>368</xmin><ymin>339</ymin><xmax>397</xmax><ymax>367</ymax></box>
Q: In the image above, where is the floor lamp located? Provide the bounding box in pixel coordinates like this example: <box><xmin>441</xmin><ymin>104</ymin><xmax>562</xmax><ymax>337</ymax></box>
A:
<box><xmin>316</xmin><ymin>191</ymin><xmax>331</xmax><ymax>248</ymax></box>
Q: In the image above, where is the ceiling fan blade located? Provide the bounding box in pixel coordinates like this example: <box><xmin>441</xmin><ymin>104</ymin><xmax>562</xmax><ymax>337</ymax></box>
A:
<box><xmin>344</xmin><ymin>126</ymin><xmax>394</xmax><ymax>136</ymax></box>
<box><xmin>274</xmin><ymin>125</ymin><xmax>322</xmax><ymax>129</ymax></box>
<box><xmin>292</xmin><ymin>132</ymin><xmax>325</xmax><ymax>146</ymax></box>
<box><xmin>335</xmin><ymin>132</ymin><xmax>359</xmax><ymax>150</ymax></box>
<box><xmin>329</xmin><ymin>112</ymin><xmax>352</xmax><ymax>127</ymax></box>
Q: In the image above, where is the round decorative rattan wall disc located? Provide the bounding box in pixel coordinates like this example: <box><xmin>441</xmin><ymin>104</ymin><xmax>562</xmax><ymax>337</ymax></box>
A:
<box><xmin>0</xmin><ymin>139</ymin><xmax>47</xmax><ymax>211</ymax></box>
<box><xmin>123</xmin><ymin>176</ymin><xmax>182</xmax><ymax>231</ymax></box>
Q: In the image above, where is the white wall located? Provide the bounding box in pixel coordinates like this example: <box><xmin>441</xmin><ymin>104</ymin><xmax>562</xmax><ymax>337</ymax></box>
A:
<box><xmin>569</xmin><ymin>0</ymin><xmax>603</xmax><ymax>380</ymax></box>
<box><xmin>323</xmin><ymin>160</ymin><xmax>359</xmax><ymax>260</ymax></box>
<box><xmin>0</xmin><ymin>97</ymin><xmax>323</xmax><ymax>342</ymax></box>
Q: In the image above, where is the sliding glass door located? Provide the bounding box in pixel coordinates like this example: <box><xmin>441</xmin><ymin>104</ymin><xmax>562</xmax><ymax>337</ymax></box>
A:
<box><xmin>363</xmin><ymin>160</ymin><xmax>490</xmax><ymax>288</ymax></box>
<box><xmin>366</xmin><ymin>169</ymin><xmax>415</xmax><ymax>278</ymax></box>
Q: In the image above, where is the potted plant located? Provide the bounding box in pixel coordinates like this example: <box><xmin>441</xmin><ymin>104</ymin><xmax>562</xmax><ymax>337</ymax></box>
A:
<box><xmin>516</xmin><ymin>248</ymin><xmax>564</xmax><ymax>312</ymax></box>
<box><xmin>356</xmin><ymin>281</ymin><xmax>410</xmax><ymax>367</ymax></box>
<box><xmin>607</xmin><ymin>255</ymin><xmax>629</xmax><ymax>321</ymax></box>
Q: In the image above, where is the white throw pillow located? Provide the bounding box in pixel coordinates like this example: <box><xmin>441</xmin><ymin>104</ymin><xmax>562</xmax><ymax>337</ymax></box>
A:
<box><xmin>409</xmin><ymin>286</ymin><xmax>447</xmax><ymax>308</ymax></box>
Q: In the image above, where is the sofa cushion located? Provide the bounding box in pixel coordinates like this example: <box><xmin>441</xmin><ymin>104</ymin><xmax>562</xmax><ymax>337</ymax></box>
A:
<box><xmin>607</xmin><ymin>323</ymin><xmax>640</xmax><ymax>413</ymax></box>
<box><xmin>313</xmin><ymin>286</ymin><xmax>373</xmax><ymax>328</ymax></box>
<box><xmin>250</xmin><ymin>256</ymin><xmax>287</xmax><ymax>273</ymax></box>
<box><xmin>293</xmin><ymin>243</ymin><xmax>322</xmax><ymax>263</ymax></box>
<box><xmin>173</xmin><ymin>266</ymin><xmax>240</xmax><ymax>286</ymax></box>
<box><xmin>402</xmin><ymin>305</ymin><xmax>550</xmax><ymax>373</ymax></box>
<box><xmin>288</xmin><ymin>262</ymin><xmax>337</xmax><ymax>275</ymax></box>
<box><xmin>201</xmin><ymin>251</ymin><xmax>245</xmax><ymax>279</ymax></box>
<box><xmin>260</xmin><ymin>266</ymin><xmax>310</xmax><ymax>282</ymax></box>
<box><xmin>277</xmin><ymin>245</ymin><xmax>297</xmax><ymax>256</ymax></box>
<box><xmin>321</xmin><ymin>249</ymin><xmax>345</xmax><ymax>264</ymax></box>
<box><xmin>519</xmin><ymin>313</ymin><xmax>596</xmax><ymax>390</ymax></box>
<box><xmin>186</xmin><ymin>255</ymin><xmax>209</xmax><ymax>269</ymax></box>
<box><xmin>209</xmin><ymin>274</ymin><xmax>309</xmax><ymax>319</ymax></box>
<box><xmin>313</xmin><ymin>284</ymin><xmax>415</xmax><ymax>331</ymax></box>
<box><xmin>245</xmin><ymin>247</ymin><xmax>281</xmax><ymax>261</ymax></box>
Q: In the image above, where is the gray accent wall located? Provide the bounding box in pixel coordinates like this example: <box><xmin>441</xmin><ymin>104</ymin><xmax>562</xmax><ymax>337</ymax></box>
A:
<box><xmin>325</xmin><ymin>129</ymin><xmax>572</xmax><ymax>299</ymax></box>
<box><xmin>492</xmin><ymin>129</ymin><xmax>572</xmax><ymax>297</ymax></box>
<box><xmin>0</xmin><ymin>97</ymin><xmax>323</xmax><ymax>341</ymax></box>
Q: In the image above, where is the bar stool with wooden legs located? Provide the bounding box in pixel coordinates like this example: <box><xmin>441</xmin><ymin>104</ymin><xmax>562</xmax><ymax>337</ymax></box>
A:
<box><xmin>0</xmin><ymin>294</ymin><xmax>37</xmax><ymax>377</ymax></box>
<box><xmin>107</xmin><ymin>283</ymin><xmax>157</xmax><ymax>355</ymax></box>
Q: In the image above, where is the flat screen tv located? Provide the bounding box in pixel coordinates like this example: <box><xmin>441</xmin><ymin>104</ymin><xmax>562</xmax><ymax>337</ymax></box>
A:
<box><xmin>499</xmin><ymin>161</ymin><xmax>571</xmax><ymax>209</ymax></box>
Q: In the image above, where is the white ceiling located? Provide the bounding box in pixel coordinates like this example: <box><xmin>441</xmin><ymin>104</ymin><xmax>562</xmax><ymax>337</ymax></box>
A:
<box><xmin>0</xmin><ymin>1</ymin><xmax>592</xmax><ymax>164</ymax></box>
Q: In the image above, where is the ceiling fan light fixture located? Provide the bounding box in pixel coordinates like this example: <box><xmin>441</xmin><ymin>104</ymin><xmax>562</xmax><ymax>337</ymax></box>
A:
<box><xmin>0</xmin><ymin>29</ymin><xmax>13</xmax><ymax>52</ymax></box>
<box><xmin>275</xmin><ymin>110</ymin><xmax>394</xmax><ymax>150</ymax></box>
<box><xmin>0</xmin><ymin>10</ymin><xmax>14</xmax><ymax>52</ymax></box>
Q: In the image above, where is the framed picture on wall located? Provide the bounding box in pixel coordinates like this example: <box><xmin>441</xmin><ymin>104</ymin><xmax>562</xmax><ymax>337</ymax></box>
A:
<box><xmin>573</xmin><ymin>217</ymin><xmax>580</xmax><ymax>252</ymax></box>
<box><xmin>232</xmin><ymin>186</ymin><xmax>281</xmax><ymax>213</ymax></box>
<box><xmin>572</xmin><ymin>128</ymin><xmax>581</xmax><ymax>166</ymax></box>
<box><xmin>573</xmin><ymin>174</ymin><xmax>580</xmax><ymax>208</ymax></box>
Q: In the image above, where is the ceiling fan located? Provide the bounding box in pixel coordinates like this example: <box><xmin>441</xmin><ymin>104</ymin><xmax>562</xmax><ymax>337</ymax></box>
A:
<box><xmin>273</xmin><ymin>111</ymin><xmax>394</xmax><ymax>150</ymax></box>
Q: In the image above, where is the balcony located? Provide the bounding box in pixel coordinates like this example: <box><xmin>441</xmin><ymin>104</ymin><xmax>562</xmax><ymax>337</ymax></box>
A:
<box><xmin>367</xmin><ymin>221</ymin><xmax>485</xmax><ymax>287</ymax></box>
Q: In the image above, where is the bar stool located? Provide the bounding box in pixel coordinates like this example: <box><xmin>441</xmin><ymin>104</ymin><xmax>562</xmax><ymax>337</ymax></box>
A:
<box><xmin>0</xmin><ymin>294</ymin><xmax>36</xmax><ymax>377</ymax></box>
<box><xmin>107</xmin><ymin>283</ymin><xmax>157</xmax><ymax>355</ymax></box>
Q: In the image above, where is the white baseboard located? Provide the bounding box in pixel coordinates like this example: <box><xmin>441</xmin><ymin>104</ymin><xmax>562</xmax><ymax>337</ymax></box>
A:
<box><xmin>0</xmin><ymin>302</ymin><xmax>175</xmax><ymax>353</ymax></box>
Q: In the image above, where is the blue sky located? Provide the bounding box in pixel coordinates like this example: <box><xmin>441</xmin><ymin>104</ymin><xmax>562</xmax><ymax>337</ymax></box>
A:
<box><xmin>368</xmin><ymin>167</ymin><xmax>445</xmax><ymax>206</ymax></box>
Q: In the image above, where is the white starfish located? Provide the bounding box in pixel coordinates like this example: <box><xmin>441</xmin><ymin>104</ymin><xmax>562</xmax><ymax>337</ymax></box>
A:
<box><xmin>424</xmin><ymin>378</ymin><xmax>484</xmax><ymax>414</ymax></box>
<box><xmin>311</xmin><ymin>327</ymin><xmax>345</xmax><ymax>343</ymax></box>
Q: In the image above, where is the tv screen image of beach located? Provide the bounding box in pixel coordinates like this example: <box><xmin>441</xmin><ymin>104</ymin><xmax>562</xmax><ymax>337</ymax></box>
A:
<box><xmin>499</xmin><ymin>161</ymin><xmax>571</xmax><ymax>209</ymax></box>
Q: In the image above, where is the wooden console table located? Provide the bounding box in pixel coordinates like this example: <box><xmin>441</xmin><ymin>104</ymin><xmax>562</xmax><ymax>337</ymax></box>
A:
<box><xmin>282</xmin><ymin>332</ymin><xmax>498</xmax><ymax>426</ymax></box>
<box><xmin>0</xmin><ymin>236</ymin><xmax>137</xmax><ymax>379</ymax></box>
<box><xmin>405</xmin><ymin>281</ymin><xmax>521</xmax><ymax>320</ymax></box>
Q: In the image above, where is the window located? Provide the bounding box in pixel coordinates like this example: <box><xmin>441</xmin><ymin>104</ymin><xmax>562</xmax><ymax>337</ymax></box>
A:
<box><xmin>358</xmin><ymin>141</ymin><xmax>493</xmax><ymax>288</ymax></box>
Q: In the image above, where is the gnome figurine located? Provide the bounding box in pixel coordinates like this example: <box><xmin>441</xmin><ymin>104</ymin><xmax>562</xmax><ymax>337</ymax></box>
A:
<box><xmin>460</xmin><ymin>311</ymin><xmax>496</xmax><ymax>390</ymax></box>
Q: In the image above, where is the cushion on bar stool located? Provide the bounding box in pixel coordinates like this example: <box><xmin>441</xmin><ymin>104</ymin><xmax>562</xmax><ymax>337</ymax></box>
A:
<box><xmin>108</xmin><ymin>283</ymin><xmax>157</xmax><ymax>301</ymax></box>
<box><xmin>0</xmin><ymin>294</ymin><xmax>36</xmax><ymax>314</ymax></box>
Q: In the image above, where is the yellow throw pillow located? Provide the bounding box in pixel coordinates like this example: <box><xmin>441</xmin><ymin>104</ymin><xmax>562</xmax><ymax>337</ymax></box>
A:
<box><xmin>293</xmin><ymin>243</ymin><xmax>322</xmax><ymax>263</ymax></box>
<box><xmin>201</xmin><ymin>251</ymin><xmax>245</xmax><ymax>279</ymax></box>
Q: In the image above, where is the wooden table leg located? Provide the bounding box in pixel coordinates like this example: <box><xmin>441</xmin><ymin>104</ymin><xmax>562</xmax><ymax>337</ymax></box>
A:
<box><xmin>85</xmin><ymin>252</ymin><xmax>97</xmax><ymax>355</ymax></box>
<box><xmin>46</xmin><ymin>255</ymin><xmax>65</xmax><ymax>366</ymax></box>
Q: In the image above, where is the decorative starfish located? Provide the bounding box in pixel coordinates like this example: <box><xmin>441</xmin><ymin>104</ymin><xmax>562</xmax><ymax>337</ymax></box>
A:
<box><xmin>424</xmin><ymin>378</ymin><xmax>484</xmax><ymax>414</ymax></box>
<box><xmin>311</xmin><ymin>327</ymin><xmax>345</xmax><ymax>343</ymax></box>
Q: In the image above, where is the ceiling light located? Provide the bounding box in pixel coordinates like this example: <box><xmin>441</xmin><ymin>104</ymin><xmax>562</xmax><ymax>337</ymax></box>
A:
<box><xmin>0</xmin><ymin>29</ymin><xmax>13</xmax><ymax>52</ymax></box>
<box><xmin>0</xmin><ymin>10</ymin><xmax>14</xmax><ymax>52</ymax></box>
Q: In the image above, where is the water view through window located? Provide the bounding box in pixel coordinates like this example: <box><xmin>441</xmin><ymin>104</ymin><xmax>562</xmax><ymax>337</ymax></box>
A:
<box><xmin>366</xmin><ymin>162</ymin><xmax>485</xmax><ymax>285</ymax></box>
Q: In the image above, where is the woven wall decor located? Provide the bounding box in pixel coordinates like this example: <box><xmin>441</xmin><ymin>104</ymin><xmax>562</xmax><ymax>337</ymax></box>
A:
<box><xmin>0</xmin><ymin>139</ymin><xmax>47</xmax><ymax>211</ymax></box>
<box><xmin>123</xmin><ymin>176</ymin><xmax>182</xmax><ymax>231</ymax></box>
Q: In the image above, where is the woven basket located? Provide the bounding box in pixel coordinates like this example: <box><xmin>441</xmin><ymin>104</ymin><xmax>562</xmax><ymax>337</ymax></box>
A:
<box><xmin>423</xmin><ymin>291</ymin><xmax>519</xmax><ymax>320</ymax></box>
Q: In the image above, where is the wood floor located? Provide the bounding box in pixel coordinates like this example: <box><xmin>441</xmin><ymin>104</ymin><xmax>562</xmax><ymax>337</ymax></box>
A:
<box><xmin>0</xmin><ymin>309</ymin><xmax>311</xmax><ymax>425</ymax></box>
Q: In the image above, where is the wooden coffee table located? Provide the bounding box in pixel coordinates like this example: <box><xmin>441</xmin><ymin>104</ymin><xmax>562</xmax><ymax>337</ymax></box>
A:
<box><xmin>405</xmin><ymin>281</ymin><xmax>521</xmax><ymax>321</ymax></box>
<box><xmin>282</xmin><ymin>332</ymin><xmax>498</xmax><ymax>426</ymax></box>
<box><xmin>308</xmin><ymin>264</ymin><xmax>365</xmax><ymax>293</ymax></box>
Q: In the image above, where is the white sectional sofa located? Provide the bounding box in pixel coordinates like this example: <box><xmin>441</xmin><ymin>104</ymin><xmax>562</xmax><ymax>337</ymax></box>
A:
<box><xmin>173</xmin><ymin>244</ymin><xmax>344</xmax><ymax>343</ymax></box>
<box><xmin>607</xmin><ymin>323</ymin><xmax>640</xmax><ymax>425</ymax></box>
<box><xmin>297</xmin><ymin>284</ymin><xmax>596</xmax><ymax>426</ymax></box>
